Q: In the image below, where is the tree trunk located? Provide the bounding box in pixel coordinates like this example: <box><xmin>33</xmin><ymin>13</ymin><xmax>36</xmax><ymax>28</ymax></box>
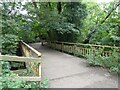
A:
<box><xmin>57</xmin><ymin>2</ymin><xmax>62</xmax><ymax>14</ymax></box>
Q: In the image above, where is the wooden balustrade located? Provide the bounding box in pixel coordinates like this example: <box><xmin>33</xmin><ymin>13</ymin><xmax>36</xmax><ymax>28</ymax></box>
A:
<box><xmin>21</xmin><ymin>41</ymin><xmax>42</xmax><ymax>77</ymax></box>
<box><xmin>47</xmin><ymin>41</ymin><xmax>120</xmax><ymax>57</ymax></box>
<box><xmin>0</xmin><ymin>55</ymin><xmax>41</xmax><ymax>81</ymax></box>
<box><xmin>0</xmin><ymin>41</ymin><xmax>42</xmax><ymax>82</ymax></box>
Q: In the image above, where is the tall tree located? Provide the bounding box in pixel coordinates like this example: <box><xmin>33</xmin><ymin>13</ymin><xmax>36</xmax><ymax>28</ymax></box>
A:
<box><xmin>84</xmin><ymin>1</ymin><xmax>120</xmax><ymax>44</ymax></box>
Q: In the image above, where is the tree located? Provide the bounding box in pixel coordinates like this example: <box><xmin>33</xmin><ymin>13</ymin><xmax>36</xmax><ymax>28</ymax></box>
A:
<box><xmin>83</xmin><ymin>1</ymin><xmax>120</xmax><ymax>45</ymax></box>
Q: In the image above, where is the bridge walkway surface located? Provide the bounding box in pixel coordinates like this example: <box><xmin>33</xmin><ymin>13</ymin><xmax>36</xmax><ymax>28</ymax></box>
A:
<box><xmin>30</xmin><ymin>43</ymin><xmax>118</xmax><ymax>88</ymax></box>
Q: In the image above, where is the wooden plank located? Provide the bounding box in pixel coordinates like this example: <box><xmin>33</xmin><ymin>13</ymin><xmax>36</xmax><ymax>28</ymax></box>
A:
<box><xmin>0</xmin><ymin>76</ymin><xmax>41</xmax><ymax>81</ymax></box>
<box><xmin>49</xmin><ymin>41</ymin><xmax>120</xmax><ymax>58</ymax></box>
<box><xmin>51</xmin><ymin>41</ymin><xmax>120</xmax><ymax>49</ymax></box>
<box><xmin>0</xmin><ymin>63</ymin><xmax>2</xmax><ymax>76</ymax></box>
<box><xmin>11</xmin><ymin>69</ymin><xmax>27</xmax><ymax>75</ymax></box>
<box><xmin>0</xmin><ymin>51</ymin><xmax>2</xmax><ymax>75</ymax></box>
<box><xmin>38</xmin><ymin>64</ymin><xmax>41</xmax><ymax>77</ymax></box>
<box><xmin>0</xmin><ymin>55</ymin><xmax>41</xmax><ymax>63</ymax></box>
<box><xmin>21</xmin><ymin>41</ymin><xmax>42</xmax><ymax>57</ymax></box>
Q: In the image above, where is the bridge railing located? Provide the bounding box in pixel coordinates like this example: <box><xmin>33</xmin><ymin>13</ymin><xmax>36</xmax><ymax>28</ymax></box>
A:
<box><xmin>0</xmin><ymin>41</ymin><xmax>42</xmax><ymax>82</ymax></box>
<box><xmin>0</xmin><ymin>55</ymin><xmax>41</xmax><ymax>81</ymax></box>
<box><xmin>47</xmin><ymin>41</ymin><xmax>120</xmax><ymax>57</ymax></box>
<box><xmin>20</xmin><ymin>41</ymin><xmax>42</xmax><ymax>77</ymax></box>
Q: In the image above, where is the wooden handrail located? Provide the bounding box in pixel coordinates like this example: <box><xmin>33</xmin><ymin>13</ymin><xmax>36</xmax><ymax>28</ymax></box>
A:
<box><xmin>48</xmin><ymin>41</ymin><xmax>120</xmax><ymax>57</ymax></box>
<box><xmin>1</xmin><ymin>41</ymin><xmax>42</xmax><ymax>83</ymax></box>
<box><xmin>50</xmin><ymin>41</ymin><xmax>120</xmax><ymax>49</ymax></box>
<box><xmin>21</xmin><ymin>41</ymin><xmax>42</xmax><ymax>57</ymax></box>
<box><xmin>20</xmin><ymin>41</ymin><xmax>42</xmax><ymax>77</ymax></box>
<box><xmin>0</xmin><ymin>76</ymin><xmax>41</xmax><ymax>81</ymax></box>
<box><xmin>0</xmin><ymin>55</ymin><xmax>41</xmax><ymax>62</ymax></box>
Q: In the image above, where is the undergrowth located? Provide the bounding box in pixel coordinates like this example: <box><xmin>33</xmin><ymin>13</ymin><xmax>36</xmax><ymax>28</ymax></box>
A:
<box><xmin>87</xmin><ymin>48</ymin><xmax>120</xmax><ymax>74</ymax></box>
<box><xmin>0</xmin><ymin>61</ymin><xmax>49</xmax><ymax>89</ymax></box>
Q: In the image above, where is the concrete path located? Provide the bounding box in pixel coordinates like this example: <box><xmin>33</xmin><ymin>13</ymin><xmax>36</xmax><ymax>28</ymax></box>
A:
<box><xmin>30</xmin><ymin>43</ymin><xmax>118</xmax><ymax>88</ymax></box>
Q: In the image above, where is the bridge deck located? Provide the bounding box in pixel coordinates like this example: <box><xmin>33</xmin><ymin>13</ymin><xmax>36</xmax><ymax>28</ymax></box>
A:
<box><xmin>30</xmin><ymin>43</ymin><xmax>118</xmax><ymax>88</ymax></box>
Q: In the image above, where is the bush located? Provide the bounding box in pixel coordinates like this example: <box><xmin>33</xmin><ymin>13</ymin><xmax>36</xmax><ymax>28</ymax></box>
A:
<box><xmin>41</xmin><ymin>78</ymin><xmax>49</xmax><ymax>88</ymax></box>
<box><xmin>1</xmin><ymin>34</ymin><xmax>26</xmax><ymax>70</ymax></box>
<box><xmin>0</xmin><ymin>61</ymin><xmax>40</xmax><ymax>89</ymax></box>
<box><xmin>1</xmin><ymin>34</ymin><xmax>20</xmax><ymax>55</ymax></box>
<box><xmin>87</xmin><ymin>48</ymin><xmax>120</xmax><ymax>74</ymax></box>
<box><xmin>18</xmin><ymin>30</ymin><xmax>36</xmax><ymax>43</ymax></box>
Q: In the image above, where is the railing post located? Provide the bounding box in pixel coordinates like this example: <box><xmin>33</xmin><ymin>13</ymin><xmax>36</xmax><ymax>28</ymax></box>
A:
<box><xmin>49</xmin><ymin>41</ymin><xmax>51</xmax><ymax>48</ymax></box>
<box><xmin>61</xmin><ymin>42</ymin><xmax>64</xmax><ymax>52</ymax></box>
<box><xmin>73</xmin><ymin>44</ymin><xmax>76</xmax><ymax>56</ymax></box>
<box><xmin>48</xmin><ymin>41</ymin><xmax>120</xmax><ymax>58</ymax></box>
<box><xmin>0</xmin><ymin>53</ymin><xmax>2</xmax><ymax>76</ymax></box>
<box><xmin>0</xmin><ymin>69</ymin><xmax>1</xmax><ymax>76</ymax></box>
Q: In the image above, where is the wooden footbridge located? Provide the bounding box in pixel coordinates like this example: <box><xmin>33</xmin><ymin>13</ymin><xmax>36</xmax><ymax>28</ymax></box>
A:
<box><xmin>0</xmin><ymin>41</ymin><xmax>119</xmax><ymax>88</ymax></box>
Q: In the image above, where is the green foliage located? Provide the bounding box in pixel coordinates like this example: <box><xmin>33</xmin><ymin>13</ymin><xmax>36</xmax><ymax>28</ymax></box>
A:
<box><xmin>1</xmin><ymin>2</ymin><xmax>119</xmax><ymax>44</ymax></box>
<box><xmin>87</xmin><ymin>48</ymin><xmax>120</xmax><ymax>74</ymax></box>
<box><xmin>87</xmin><ymin>48</ymin><xmax>103</xmax><ymax>66</ymax></box>
<box><xmin>41</xmin><ymin>78</ymin><xmax>49</xmax><ymax>88</ymax></box>
<box><xmin>1</xmin><ymin>1</ymin><xmax>119</xmax><ymax>88</ymax></box>
<box><xmin>0</xmin><ymin>61</ymin><xmax>40</xmax><ymax>89</ymax></box>
<box><xmin>63</xmin><ymin>2</ymin><xmax>87</xmax><ymax>28</ymax></box>
<box><xmin>80</xmin><ymin>1</ymin><xmax>103</xmax><ymax>42</ymax></box>
<box><xmin>1</xmin><ymin>3</ymin><xmax>20</xmax><ymax>55</ymax></box>
<box><xmin>55</xmin><ymin>23</ymin><xmax>80</xmax><ymax>42</ymax></box>
<box><xmin>22</xmin><ymin>2</ymin><xmax>87</xmax><ymax>42</ymax></box>
<box><xmin>0</xmin><ymin>61</ymin><xmax>23</xmax><ymax>88</ymax></box>
<box><xmin>19</xmin><ymin>30</ymin><xmax>36</xmax><ymax>43</ymax></box>
<box><xmin>81</xmin><ymin>1</ymin><xmax>119</xmax><ymax>45</ymax></box>
<box><xmin>1</xmin><ymin>34</ymin><xmax>20</xmax><ymax>55</ymax></box>
<box><xmin>0</xmin><ymin>60</ymin><xmax>47</xmax><ymax>89</ymax></box>
<box><xmin>1</xmin><ymin>3</ymin><xmax>44</xmax><ymax>89</ymax></box>
<box><xmin>1</xmin><ymin>2</ymin><xmax>87</xmax><ymax>43</ymax></box>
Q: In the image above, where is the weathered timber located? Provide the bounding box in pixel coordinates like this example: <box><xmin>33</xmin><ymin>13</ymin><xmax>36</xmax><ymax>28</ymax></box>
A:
<box><xmin>21</xmin><ymin>41</ymin><xmax>41</xmax><ymax>57</ymax></box>
<box><xmin>0</xmin><ymin>76</ymin><xmax>41</xmax><ymax>81</ymax></box>
<box><xmin>21</xmin><ymin>41</ymin><xmax>42</xmax><ymax>77</ymax></box>
<box><xmin>48</xmin><ymin>41</ymin><xmax>120</xmax><ymax>57</ymax></box>
<box><xmin>1</xmin><ymin>41</ymin><xmax>42</xmax><ymax>83</ymax></box>
<box><xmin>0</xmin><ymin>55</ymin><xmax>41</xmax><ymax>62</ymax></box>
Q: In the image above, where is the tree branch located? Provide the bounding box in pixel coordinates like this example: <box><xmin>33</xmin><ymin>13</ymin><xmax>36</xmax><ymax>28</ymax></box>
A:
<box><xmin>84</xmin><ymin>1</ymin><xmax>120</xmax><ymax>44</ymax></box>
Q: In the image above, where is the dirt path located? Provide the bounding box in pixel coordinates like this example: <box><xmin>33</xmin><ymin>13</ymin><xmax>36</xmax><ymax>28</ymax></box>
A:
<box><xmin>30</xmin><ymin>43</ymin><xmax>118</xmax><ymax>88</ymax></box>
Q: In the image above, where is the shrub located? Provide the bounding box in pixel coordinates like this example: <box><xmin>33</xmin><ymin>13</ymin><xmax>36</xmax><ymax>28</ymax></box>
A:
<box><xmin>87</xmin><ymin>48</ymin><xmax>120</xmax><ymax>74</ymax></box>
<box><xmin>0</xmin><ymin>61</ymin><xmax>40</xmax><ymax>89</ymax></box>
<box><xmin>1</xmin><ymin>34</ymin><xmax>20</xmax><ymax>55</ymax></box>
